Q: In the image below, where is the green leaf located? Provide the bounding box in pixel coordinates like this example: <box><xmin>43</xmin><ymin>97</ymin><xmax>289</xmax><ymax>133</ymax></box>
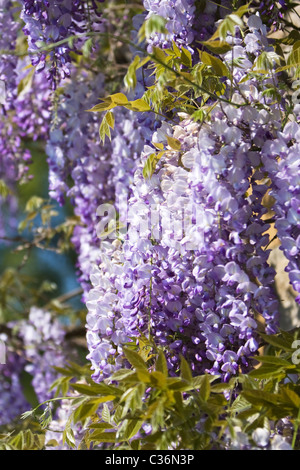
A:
<box><xmin>248</xmin><ymin>365</ymin><xmax>286</xmax><ymax>380</ymax></box>
<box><xmin>259</xmin><ymin>333</ymin><xmax>294</xmax><ymax>352</ymax></box>
<box><xmin>254</xmin><ymin>51</ymin><xmax>281</xmax><ymax>72</ymax></box>
<box><xmin>123</xmin><ymin>347</ymin><xmax>148</xmax><ymax>370</ymax></box>
<box><xmin>63</xmin><ymin>421</ymin><xmax>76</xmax><ymax>449</ymax></box>
<box><xmin>287</xmin><ymin>40</ymin><xmax>300</xmax><ymax>68</ymax></box>
<box><xmin>143</xmin><ymin>151</ymin><xmax>165</xmax><ymax>179</ymax></box>
<box><xmin>253</xmin><ymin>355</ymin><xmax>295</xmax><ymax>368</ymax></box>
<box><xmin>155</xmin><ymin>349</ymin><xmax>168</xmax><ymax>376</ymax></box>
<box><xmin>73</xmin><ymin>397</ymin><xmax>115</xmax><ymax>424</ymax></box>
<box><xmin>172</xmin><ymin>40</ymin><xmax>181</xmax><ymax>57</ymax></box>
<box><xmin>198</xmin><ymin>374</ymin><xmax>211</xmax><ymax>401</ymax></box>
<box><xmin>192</xmin><ymin>374</ymin><xmax>219</xmax><ymax>390</ymax></box>
<box><xmin>150</xmin><ymin>370</ymin><xmax>167</xmax><ymax>388</ymax></box>
<box><xmin>137</xmin><ymin>368</ymin><xmax>152</xmax><ymax>383</ymax></box>
<box><xmin>201</xmin><ymin>40</ymin><xmax>232</xmax><ymax>55</ymax></box>
<box><xmin>231</xmin><ymin>395</ymin><xmax>252</xmax><ymax>413</ymax></box>
<box><xmin>152</xmin><ymin>46</ymin><xmax>170</xmax><ymax>65</ymax></box>
<box><xmin>192</xmin><ymin>109</ymin><xmax>206</xmax><ymax>123</ymax></box>
<box><xmin>126</xmin><ymin>98</ymin><xmax>151</xmax><ymax>112</ymax></box>
<box><xmin>200</xmin><ymin>51</ymin><xmax>230</xmax><ymax>77</ymax></box>
<box><xmin>88</xmin><ymin>422</ymin><xmax>115</xmax><ymax>430</ymax></box>
<box><xmin>110</xmin><ymin>93</ymin><xmax>129</xmax><ymax>105</ymax></box>
<box><xmin>180</xmin><ymin>356</ymin><xmax>193</xmax><ymax>383</ymax></box>
<box><xmin>210</xmin><ymin>11</ymin><xmax>245</xmax><ymax>41</ymax></box>
<box><xmin>234</xmin><ymin>3</ymin><xmax>251</xmax><ymax>18</ymax></box>
<box><xmin>102</xmin><ymin>403</ymin><xmax>111</xmax><ymax>423</ymax></box>
<box><xmin>25</xmin><ymin>196</ymin><xmax>44</xmax><ymax>213</ymax></box>
<box><xmin>119</xmin><ymin>419</ymin><xmax>143</xmax><ymax>440</ymax></box>
<box><xmin>181</xmin><ymin>47</ymin><xmax>192</xmax><ymax>67</ymax></box>
<box><xmin>88</xmin><ymin>431</ymin><xmax>117</xmax><ymax>443</ymax></box>
<box><xmin>124</xmin><ymin>55</ymin><xmax>141</xmax><ymax>90</ymax></box>
<box><xmin>45</xmin><ymin>439</ymin><xmax>59</xmax><ymax>448</ymax></box>
<box><xmin>281</xmin><ymin>387</ymin><xmax>300</xmax><ymax>409</ymax></box>
<box><xmin>242</xmin><ymin>389</ymin><xmax>282</xmax><ymax>407</ymax></box>
<box><xmin>166</xmin><ymin>135</ymin><xmax>181</xmax><ymax>150</ymax></box>
<box><xmin>17</xmin><ymin>67</ymin><xmax>35</xmax><ymax>96</ymax></box>
<box><xmin>82</xmin><ymin>38</ymin><xmax>94</xmax><ymax>57</ymax></box>
<box><xmin>71</xmin><ymin>382</ymin><xmax>121</xmax><ymax>397</ymax></box>
<box><xmin>110</xmin><ymin>368</ymin><xmax>136</xmax><ymax>381</ymax></box>
<box><xmin>86</xmin><ymin>97</ymin><xmax>115</xmax><ymax>112</ymax></box>
<box><xmin>0</xmin><ymin>179</ymin><xmax>12</xmax><ymax>199</ymax></box>
<box><xmin>105</xmin><ymin>111</ymin><xmax>115</xmax><ymax>129</ymax></box>
<box><xmin>99</xmin><ymin>114</ymin><xmax>111</xmax><ymax>143</ymax></box>
<box><xmin>281</xmin><ymin>30</ymin><xmax>300</xmax><ymax>46</ymax></box>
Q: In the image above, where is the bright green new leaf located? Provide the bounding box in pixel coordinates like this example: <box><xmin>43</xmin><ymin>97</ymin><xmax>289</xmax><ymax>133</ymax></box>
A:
<box><xmin>86</xmin><ymin>98</ymin><xmax>114</xmax><ymax>113</ymax></box>
<box><xmin>166</xmin><ymin>135</ymin><xmax>181</xmax><ymax>150</ymax></box>
<box><xmin>143</xmin><ymin>151</ymin><xmax>165</xmax><ymax>179</ymax></box>
<box><xmin>99</xmin><ymin>115</ymin><xmax>111</xmax><ymax>143</ymax></box>
<box><xmin>124</xmin><ymin>55</ymin><xmax>141</xmax><ymax>90</ymax></box>
<box><xmin>105</xmin><ymin>111</ymin><xmax>115</xmax><ymax>129</ymax></box>
<box><xmin>124</xmin><ymin>56</ymin><xmax>150</xmax><ymax>91</ymax></box>
<box><xmin>110</xmin><ymin>92</ymin><xmax>129</xmax><ymax>105</ymax></box>
<box><xmin>198</xmin><ymin>375</ymin><xmax>211</xmax><ymax>402</ymax></box>
<box><xmin>125</xmin><ymin>98</ymin><xmax>151</xmax><ymax>112</ymax></box>
<box><xmin>137</xmin><ymin>368</ymin><xmax>152</xmax><ymax>383</ymax></box>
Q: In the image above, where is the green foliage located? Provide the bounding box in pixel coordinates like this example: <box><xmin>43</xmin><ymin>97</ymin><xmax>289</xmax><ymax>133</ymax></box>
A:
<box><xmin>3</xmin><ymin>326</ymin><xmax>300</xmax><ymax>450</ymax></box>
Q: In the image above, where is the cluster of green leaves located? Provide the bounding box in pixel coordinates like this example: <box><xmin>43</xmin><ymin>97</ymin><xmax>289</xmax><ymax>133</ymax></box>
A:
<box><xmin>17</xmin><ymin>195</ymin><xmax>80</xmax><ymax>254</ymax></box>
<box><xmin>5</xmin><ymin>328</ymin><xmax>300</xmax><ymax>451</ymax></box>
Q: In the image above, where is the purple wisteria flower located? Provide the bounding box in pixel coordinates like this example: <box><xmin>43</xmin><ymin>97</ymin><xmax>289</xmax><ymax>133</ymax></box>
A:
<box><xmin>85</xmin><ymin>17</ymin><xmax>286</xmax><ymax>382</ymax></box>
<box><xmin>19</xmin><ymin>0</ymin><xmax>105</xmax><ymax>88</ymax></box>
<box><xmin>19</xmin><ymin>307</ymin><xmax>67</xmax><ymax>403</ymax></box>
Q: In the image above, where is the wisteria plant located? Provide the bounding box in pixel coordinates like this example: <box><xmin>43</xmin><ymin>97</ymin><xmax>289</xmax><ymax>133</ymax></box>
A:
<box><xmin>0</xmin><ymin>0</ymin><xmax>300</xmax><ymax>451</ymax></box>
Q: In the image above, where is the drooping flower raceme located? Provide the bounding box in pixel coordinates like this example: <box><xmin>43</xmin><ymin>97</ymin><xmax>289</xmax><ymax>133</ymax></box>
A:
<box><xmin>262</xmin><ymin>121</ymin><xmax>300</xmax><ymax>304</ymax></box>
<box><xmin>85</xmin><ymin>19</ymin><xmax>286</xmax><ymax>382</ymax></box>
<box><xmin>143</xmin><ymin>0</ymin><xmax>196</xmax><ymax>50</ymax></box>
<box><xmin>19</xmin><ymin>0</ymin><xmax>104</xmax><ymax>88</ymax></box>
<box><xmin>19</xmin><ymin>307</ymin><xmax>68</xmax><ymax>403</ymax></box>
<box><xmin>142</xmin><ymin>0</ymin><xmax>232</xmax><ymax>51</ymax></box>
<box><xmin>46</xmin><ymin>65</ymin><xmax>156</xmax><ymax>298</ymax></box>
<box><xmin>86</xmin><ymin>103</ymin><xmax>280</xmax><ymax>382</ymax></box>
<box><xmin>0</xmin><ymin>307</ymin><xmax>68</xmax><ymax>425</ymax></box>
<box><xmin>0</xmin><ymin>336</ymin><xmax>30</xmax><ymax>426</ymax></box>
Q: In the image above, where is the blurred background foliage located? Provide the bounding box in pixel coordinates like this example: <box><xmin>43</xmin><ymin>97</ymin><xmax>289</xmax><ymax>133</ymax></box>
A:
<box><xmin>0</xmin><ymin>138</ymin><xmax>85</xmax><ymax>326</ymax></box>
